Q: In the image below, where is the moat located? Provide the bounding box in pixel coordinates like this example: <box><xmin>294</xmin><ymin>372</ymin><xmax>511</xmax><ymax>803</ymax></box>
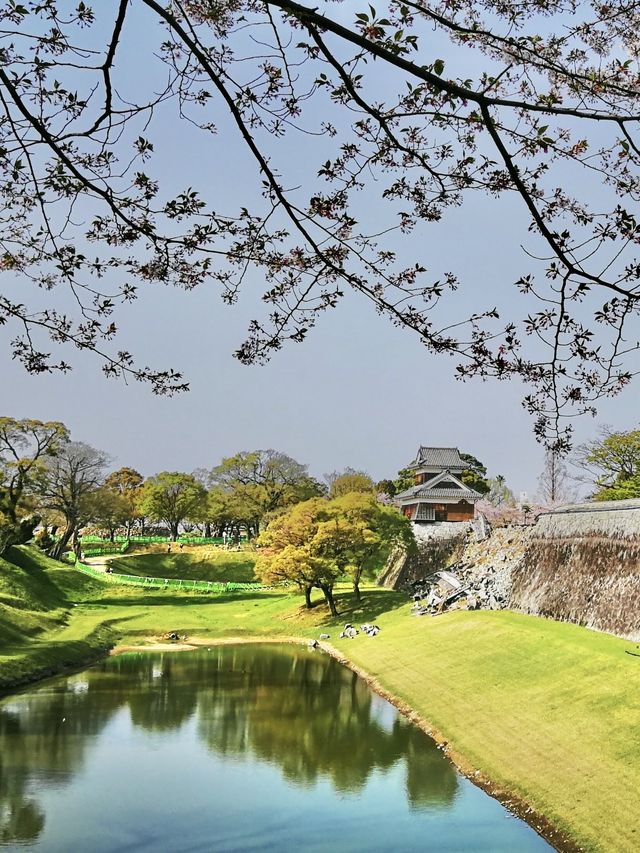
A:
<box><xmin>0</xmin><ymin>644</ymin><xmax>550</xmax><ymax>851</ymax></box>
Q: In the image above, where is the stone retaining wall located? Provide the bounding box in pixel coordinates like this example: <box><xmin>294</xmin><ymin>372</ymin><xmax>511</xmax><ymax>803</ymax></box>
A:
<box><xmin>509</xmin><ymin>500</ymin><xmax>640</xmax><ymax>640</ymax></box>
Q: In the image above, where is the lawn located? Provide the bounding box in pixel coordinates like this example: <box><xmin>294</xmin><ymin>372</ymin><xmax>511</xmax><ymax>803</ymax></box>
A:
<box><xmin>2</xmin><ymin>545</ymin><xmax>640</xmax><ymax>851</ymax></box>
<box><xmin>112</xmin><ymin>546</ymin><xmax>257</xmax><ymax>583</ymax></box>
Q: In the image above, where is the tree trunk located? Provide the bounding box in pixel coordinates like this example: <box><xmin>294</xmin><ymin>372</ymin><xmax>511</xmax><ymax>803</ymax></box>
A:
<box><xmin>304</xmin><ymin>586</ymin><xmax>313</xmax><ymax>609</ymax></box>
<box><xmin>204</xmin><ymin>521</ymin><xmax>212</xmax><ymax>538</ymax></box>
<box><xmin>170</xmin><ymin>522</ymin><xmax>179</xmax><ymax>541</ymax></box>
<box><xmin>353</xmin><ymin>567</ymin><xmax>363</xmax><ymax>601</ymax></box>
<box><xmin>50</xmin><ymin>522</ymin><xmax>75</xmax><ymax>560</ymax></box>
<box><xmin>319</xmin><ymin>584</ymin><xmax>338</xmax><ymax>617</ymax></box>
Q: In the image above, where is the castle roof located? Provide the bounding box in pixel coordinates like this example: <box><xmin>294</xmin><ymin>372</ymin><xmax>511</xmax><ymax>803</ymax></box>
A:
<box><xmin>396</xmin><ymin>483</ymin><xmax>482</xmax><ymax>502</ymax></box>
<box><xmin>408</xmin><ymin>446</ymin><xmax>467</xmax><ymax>470</ymax></box>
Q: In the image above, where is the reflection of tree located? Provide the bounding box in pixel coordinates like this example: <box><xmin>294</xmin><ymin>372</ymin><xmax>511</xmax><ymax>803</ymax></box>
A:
<box><xmin>0</xmin><ymin>645</ymin><xmax>458</xmax><ymax>845</ymax></box>
<box><xmin>0</xmin><ymin>675</ymin><xmax>126</xmax><ymax>846</ymax></box>
<box><xmin>122</xmin><ymin>655</ymin><xmax>199</xmax><ymax>733</ymax></box>
<box><xmin>197</xmin><ymin>645</ymin><xmax>458</xmax><ymax>805</ymax></box>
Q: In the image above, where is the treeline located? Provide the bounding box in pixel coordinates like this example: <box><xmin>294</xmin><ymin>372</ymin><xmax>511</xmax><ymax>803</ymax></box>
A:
<box><xmin>0</xmin><ymin>418</ymin><xmax>411</xmax><ymax>560</ymax></box>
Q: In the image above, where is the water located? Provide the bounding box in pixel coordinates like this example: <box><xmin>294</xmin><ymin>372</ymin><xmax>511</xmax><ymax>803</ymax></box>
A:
<box><xmin>0</xmin><ymin>645</ymin><xmax>551</xmax><ymax>852</ymax></box>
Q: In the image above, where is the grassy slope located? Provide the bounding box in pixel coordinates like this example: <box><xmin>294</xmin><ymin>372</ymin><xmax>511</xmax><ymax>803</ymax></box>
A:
<box><xmin>329</xmin><ymin>607</ymin><xmax>640</xmax><ymax>853</ymax></box>
<box><xmin>2</xmin><ymin>546</ymin><xmax>640</xmax><ymax>851</ymax></box>
<box><xmin>112</xmin><ymin>546</ymin><xmax>256</xmax><ymax>583</ymax></box>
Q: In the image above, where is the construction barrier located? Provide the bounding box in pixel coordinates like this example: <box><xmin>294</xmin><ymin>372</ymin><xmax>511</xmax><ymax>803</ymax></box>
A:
<box><xmin>71</xmin><ymin>559</ymin><xmax>265</xmax><ymax>593</ymax></box>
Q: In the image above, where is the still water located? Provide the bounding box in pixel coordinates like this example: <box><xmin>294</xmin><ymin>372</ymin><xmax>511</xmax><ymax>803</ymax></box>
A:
<box><xmin>0</xmin><ymin>645</ymin><xmax>550</xmax><ymax>852</ymax></box>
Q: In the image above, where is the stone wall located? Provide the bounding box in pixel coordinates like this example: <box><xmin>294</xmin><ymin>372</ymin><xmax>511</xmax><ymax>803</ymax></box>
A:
<box><xmin>377</xmin><ymin>522</ymin><xmax>470</xmax><ymax>590</ymax></box>
<box><xmin>509</xmin><ymin>500</ymin><xmax>640</xmax><ymax>640</ymax></box>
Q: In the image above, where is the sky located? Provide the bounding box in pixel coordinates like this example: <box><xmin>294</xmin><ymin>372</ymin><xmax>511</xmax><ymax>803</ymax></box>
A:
<box><xmin>1</xmin><ymin>2</ymin><xmax>638</xmax><ymax>498</ymax></box>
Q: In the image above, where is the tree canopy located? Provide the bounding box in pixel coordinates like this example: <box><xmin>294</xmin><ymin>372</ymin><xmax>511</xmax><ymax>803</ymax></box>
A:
<box><xmin>576</xmin><ymin>427</ymin><xmax>640</xmax><ymax>501</ymax></box>
<box><xmin>0</xmin><ymin>2</ymin><xmax>638</xmax><ymax>447</ymax></box>
<box><xmin>139</xmin><ymin>472</ymin><xmax>207</xmax><ymax>540</ymax></box>
<box><xmin>211</xmin><ymin>449</ymin><xmax>325</xmax><ymax>533</ymax></box>
<box><xmin>327</xmin><ymin>468</ymin><xmax>376</xmax><ymax>499</ymax></box>
<box><xmin>37</xmin><ymin>441</ymin><xmax>111</xmax><ymax>558</ymax></box>
<box><xmin>256</xmin><ymin>492</ymin><xmax>415</xmax><ymax>612</ymax></box>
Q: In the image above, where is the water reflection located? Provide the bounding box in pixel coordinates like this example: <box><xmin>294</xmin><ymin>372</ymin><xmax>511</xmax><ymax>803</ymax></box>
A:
<box><xmin>0</xmin><ymin>645</ymin><xmax>460</xmax><ymax>846</ymax></box>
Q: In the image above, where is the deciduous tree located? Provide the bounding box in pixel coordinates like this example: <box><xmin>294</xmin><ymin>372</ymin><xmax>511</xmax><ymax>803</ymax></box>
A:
<box><xmin>256</xmin><ymin>498</ymin><xmax>337</xmax><ymax>611</ymax></box>
<box><xmin>37</xmin><ymin>442</ymin><xmax>110</xmax><ymax>559</ymax></box>
<box><xmin>315</xmin><ymin>493</ymin><xmax>415</xmax><ymax>600</ymax></box>
<box><xmin>575</xmin><ymin>427</ymin><xmax>640</xmax><ymax>500</ymax></box>
<box><xmin>86</xmin><ymin>487</ymin><xmax>131</xmax><ymax>541</ymax></box>
<box><xmin>326</xmin><ymin>469</ymin><xmax>376</xmax><ymax>499</ymax></box>
<box><xmin>212</xmin><ymin>450</ymin><xmax>324</xmax><ymax>532</ymax></box>
<box><xmin>537</xmin><ymin>450</ymin><xmax>573</xmax><ymax>505</ymax></box>
<box><xmin>0</xmin><ymin>418</ymin><xmax>69</xmax><ymax>524</ymax></box>
<box><xmin>104</xmin><ymin>467</ymin><xmax>145</xmax><ymax>535</ymax></box>
<box><xmin>139</xmin><ymin>472</ymin><xmax>207</xmax><ymax>540</ymax></box>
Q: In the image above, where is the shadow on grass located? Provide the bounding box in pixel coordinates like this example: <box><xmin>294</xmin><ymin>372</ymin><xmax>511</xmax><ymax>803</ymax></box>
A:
<box><xmin>311</xmin><ymin>588</ymin><xmax>409</xmax><ymax>626</ymax></box>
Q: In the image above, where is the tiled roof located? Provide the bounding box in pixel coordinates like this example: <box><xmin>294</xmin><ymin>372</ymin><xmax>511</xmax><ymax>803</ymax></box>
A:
<box><xmin>396</xmin><ymin>481</ymin><xmax>482</xmax><ymax>500</ymax></box>
<box><xmin>410</xmin><ymin>446</ymin><xmax>466</xmax><ymax>469</ymax></box>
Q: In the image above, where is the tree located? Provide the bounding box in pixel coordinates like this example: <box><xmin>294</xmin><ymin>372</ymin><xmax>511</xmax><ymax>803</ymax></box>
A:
<box><xmin>315</xmin><ymin>493</ymin><xmax>415</xmax><ymax>600</ymax></box>
<box><xmin>326</xmin><ymin>468</ymin><xmax>376</xmax><ymax>499</ymax></box>
<box><xmin>0</xmin><ymin>418</ymin><xmax>69</xmax><ymax>529</ymax></box>
<box><xmin>37</xmin><ymin>442</ymin><xmax>110</xmax><ymax>559</ymax></box>
<box><xmin>393</xmin><ymin>468</ymin><xmax>415</xmax><ymax>495</ymax></box>
<box><xmin>256</xmin><ymin>492</ymin><xmax>415</xmax><ymax>610</ymax></box>
<box><xmin>459</xmin><ymin>453</ymin><xmax>491</xmax><ymax>496</ymax></box>
<box><xmin>212</xmin><ymin>450</ymin><xmax>324</xmax><ymax>533</ymax></box>
<box><xmin>104</xmin><ymin>467</ymin><xmax>145</xmax><ymax>535</ymax></box>
<box><xmin>487</xmin><ymin>475</ymin><xmax>516</xmax><ymax>508</ymax></box>
<box><xmin>86</xmin><ymin>487</ymin><xmax>131</xmax><ymax>541</ymax></box>
<box><xmin>537</xmin><ymin>450</ymin><xmax>573</xmax><ymax>505</ymax></box>
<box><xmin>1</xmin><ymin>3</ymin><xmax>639</xmax><ymax>448</ymax></box>
<box><xmin>139</xmin><ymin>472</ymin><xmax>207</xmax><ymax>540</ymax></box>
<box><xmin>575</xmin><ymin>427</ymin><xmax>640</xmax><ymax>500</ymax></box>
<box><xmin>256</xmin><ymin>498</ymin><xmax>339</xmax><ymax>612</ymax></box>
<box><xmin>375</xmin><ymin>479</ymin><xmax>397</xmax><ymax>498</ymax></box>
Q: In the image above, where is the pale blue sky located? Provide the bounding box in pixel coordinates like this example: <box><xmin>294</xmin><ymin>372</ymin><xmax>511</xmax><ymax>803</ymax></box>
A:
<box><xmin>1</xmin><ymin>2</ymin><xmax>638</xmax><ymax>496</ymax></box>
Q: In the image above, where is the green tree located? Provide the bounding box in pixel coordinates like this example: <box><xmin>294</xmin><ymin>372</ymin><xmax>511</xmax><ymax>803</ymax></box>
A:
<box><xmin>0</xmin><ymin>418</ymin><xmax>69</xmax><ymax>553</ymax></box>
<box><xmin>86</xmin><ymin>487</ymin><xmax>132</xmax><ymax>542</ymax></box>
<box><xmin>37</xmin><ymin>442</ymin><xmax>110</xmax><ymax>559</ymax></box>
<box><xmin>459</xmin><ymin>453</ymin><xmax>491</xmax><ymax>496</ymax></box>
<box><xmin>139</xmin><ymin>472</ymin><xmax>207</xmax><ymax>540</ymax></box>
<box><xmin>212</xmin><ymin>450</ymin><xmax>325</xmax><ymax>534</ymax></box>
<box><xmin>576</xmin><ymin>427</ymin><xmax>640</xmax><ymax>501</ymax></box>
<box><xmin>104</xmin><ymin>467</ymin><xmax>145</xmax><ymax>535</ymax></box>
<box><xmin>393</xmin><ymin>468</ymin><xmax>415</xmax><ymax>495</ymax></box>
<box><xmin>327</xmin><ymin>468</ymin><xmax>376</xmax><ymax>499</ymax></box>
<box><xmin>316</xmin><ymin>493</ymin><xmax>415</xmax><ymax>601</ymax></box>
<box><xmin>256</xmin><ymin>498</ymin><xmax>341</xmax><ymax>614</ymax></box>
<box><xmin>375</xmin><ymin>479</ymin><xmax>397</xmax><ymax>498</ymax></box>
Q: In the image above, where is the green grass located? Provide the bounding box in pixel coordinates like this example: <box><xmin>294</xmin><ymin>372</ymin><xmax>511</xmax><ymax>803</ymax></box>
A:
<box><xmin>112</xmin><ymin>547</ymin><xmax>257</xmax><ymax>583</ymax></box>
<box><xmin>328</xmin><ymin>607</ymin><xmax>640</xmax><ymax>853</ymax></box>
<box><xmin>2</xmin><ymin>545</ymin><xmax>640</xmax><ymax>851</ymax></box>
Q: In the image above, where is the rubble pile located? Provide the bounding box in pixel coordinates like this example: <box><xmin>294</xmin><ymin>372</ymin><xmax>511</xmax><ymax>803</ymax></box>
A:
<box><xmin>410</xmin><ymin>527</ymin><xmax>531</xmax><ymax>616</ymax></box>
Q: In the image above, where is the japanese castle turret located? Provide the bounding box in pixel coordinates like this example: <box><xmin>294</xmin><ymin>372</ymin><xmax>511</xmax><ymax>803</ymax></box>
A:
<box><xmin>395</xmin><ymin>446</ymin><xmax>482</xmax><ymax>523</ymax></box>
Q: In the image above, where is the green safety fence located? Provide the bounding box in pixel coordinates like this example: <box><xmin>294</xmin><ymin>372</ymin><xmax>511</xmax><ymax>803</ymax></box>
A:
<box><xmin>78</xmin><ymin>535</ymin><xmax>246</xmax><ymax>545</ymax></box>
<box><xmin>79</xmin><ymin>541</ymin><xmax>130</xmax><ymax>558</ymax></box>
<box><xmin>69</xmin><ymin>558</ymin><xmax>265</xmax><ymax>593</ymax></box>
